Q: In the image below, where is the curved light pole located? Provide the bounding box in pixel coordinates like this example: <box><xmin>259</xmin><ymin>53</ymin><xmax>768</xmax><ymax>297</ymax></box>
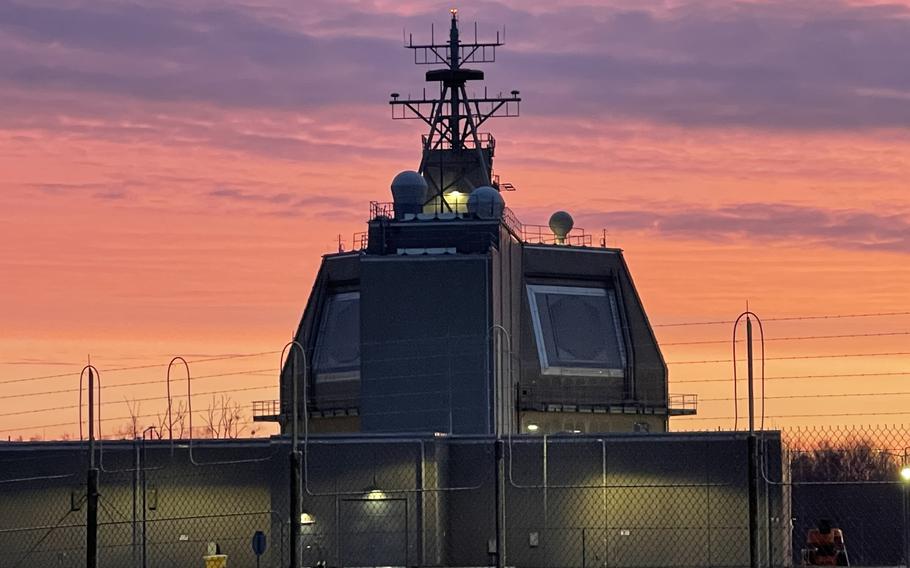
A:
<box><xmin>165</xmin><ymin>356</ymin><xmax>189</xmax><ymax>453</ymax></box>
<box><xmin>488</xmin><ymin>324</ymin><xmax>512</xmax><ymax>568</ymax></box>
<box><xmin>79</xmin><ymin>364</ymin><xmax>101</xmax><ymax>568</ymax></box>
<box><xmin>281</xmin><ymin>341</ymin><xmax>306</xmax><ymax>568</ymax></box>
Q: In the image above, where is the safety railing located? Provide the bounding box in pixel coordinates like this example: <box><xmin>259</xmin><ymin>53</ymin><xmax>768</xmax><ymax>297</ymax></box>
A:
<box><xmin>369</xmin><ymin>202</ymin><xmax>600</xmax><ymax>248</ymax></box>
<box><xmin>421</xmin><ymin>131</ymin><xmax>495</xmax><ymax>151</ymax></box>
<box><xmin>668</xmin><ymin>393</ymin><xmax>698</xmax><ymax>415</ymax></box>
<box><xmin>252</xmin><ymin>399</ymin><xmax>281</xmax><ymax>420</ymax></box>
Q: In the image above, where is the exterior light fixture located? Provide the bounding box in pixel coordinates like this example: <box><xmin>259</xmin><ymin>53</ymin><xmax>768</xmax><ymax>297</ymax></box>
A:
<box><xmin>363</xmin><ymin>475</ymin><xmax>386</xmax><ymax>500</ymax></box>
<box><xmin>300</xmin><ymin>512</ymin><xmax>315</xmax><ymax>525</ymax></box>
<box><xmin>901</xmin><ymin>466</ymin><xmax>910</xmax><ymax>481</ymax></box>
<box><xmin>526</xmin><ymin>424</ymin><xmax>539</xmax><ymax>432</ymax></box>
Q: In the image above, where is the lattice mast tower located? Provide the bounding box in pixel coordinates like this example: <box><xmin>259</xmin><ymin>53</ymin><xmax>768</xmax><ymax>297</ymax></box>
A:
<box><xmin>390</xmin><ymin>8</ymin><xmax>520</xmax><ymax>213</ymax></box>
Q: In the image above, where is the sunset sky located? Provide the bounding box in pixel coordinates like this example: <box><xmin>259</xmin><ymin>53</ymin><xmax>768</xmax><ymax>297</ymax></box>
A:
<box><xmin>1</xmin><ymin>0</ymin><xmax>908</xmax><ymax>439</ymax></box>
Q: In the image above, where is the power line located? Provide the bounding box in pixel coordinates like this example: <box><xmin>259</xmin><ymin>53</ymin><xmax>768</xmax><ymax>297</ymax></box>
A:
<box><xmin>675</xmin><ymin>410</ymin><xmax>910</xmax><ymax>421</ymax></box>
<box><xmin>0</xmin><ymin>351</ymin><xmax>281</xmax><ymax>387</ymax></box>
<box><xmin>662</xmin><ymin>331</ymin><xmax>910</xmax><ymax>347</ymax></box>
<box><xmin>654</xmin><ymin>310</ymin><xmax>910</xmax><ymax>328</ymax></box>
<box><xmin>672</xmin><ymin>371</ymin><xmax>909</xmax><ymax>384</ymax></box>
<box><xmin>0</xmin><ymin>368</ymin><xmax>276</xmax><ymax>401</ymax></box>
<box><xmin>0</xmin><ymin>383</ymin><xmax>278</xmax><ymax>419</ymax></box>
<box><xmin>700</xmin><ymin>391</ymin><xmax>910</xmax><ymax>403</ymax></box>
<box><xmin>0</xmin><ymin>402</ymin><xmax>267</xmax><ymax>435</ymax></box>
<box><xmin>669</xmin><ymin>351</ymin><xmax>910</xmax><ymax>365</ymax></box>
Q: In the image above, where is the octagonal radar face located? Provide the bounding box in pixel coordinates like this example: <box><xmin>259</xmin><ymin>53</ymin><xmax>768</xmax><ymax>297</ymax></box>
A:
<box><xmin>467</xmin><ymin>186</ymin><xmax>505</xmax><ymax>219</ymax></box>
<box><xmin>549</xmin><ymin>211</ymin><xmax>574</xmax><ymax>240</ymax></box>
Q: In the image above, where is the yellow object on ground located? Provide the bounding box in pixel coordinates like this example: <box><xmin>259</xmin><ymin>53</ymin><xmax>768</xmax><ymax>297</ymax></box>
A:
<box><xmin>203</xmin><ymin>554</ymin><xmax>228</xmax><ymax>568</ymax></box>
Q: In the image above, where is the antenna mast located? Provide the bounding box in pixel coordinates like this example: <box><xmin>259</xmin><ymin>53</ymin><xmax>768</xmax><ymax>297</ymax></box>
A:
<box><xmin>391</xmin><ymin>9</ymin><xmax>520</xmax><ymax>212</ymax></box>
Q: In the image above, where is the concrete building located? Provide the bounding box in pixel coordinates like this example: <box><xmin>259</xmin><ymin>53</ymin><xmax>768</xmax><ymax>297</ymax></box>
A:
<box><xmin>255</xmin><ymin>11</ymin><xmax>696</xmax><ymax>438</ymax></box>
<box><xmin>0</xmin><ymin>12</ymin><xmax>795</xmax><ymax>568</ymax></box>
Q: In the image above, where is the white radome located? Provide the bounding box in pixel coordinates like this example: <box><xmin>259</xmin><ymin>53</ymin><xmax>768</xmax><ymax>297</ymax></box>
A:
<box><xmin>391</xmin><ymin>170</ymin><xmax>428</xmax><ymax>205</ymax></box>
<box><xmin>466</xmin><ymin>185</ymin><xmax>505</xmax><ymax>219</ymax></box>
<box><xmin>548</xmin><ymin>211</ymin><xmax>574</xmax><ymax>241</ymax></box>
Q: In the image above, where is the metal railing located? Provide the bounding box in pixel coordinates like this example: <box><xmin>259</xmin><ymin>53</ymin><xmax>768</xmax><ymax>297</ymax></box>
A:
<box><xmin>252</xmin><ymin>399</ymin><xmax>281</xmax><ymax>419</ymax></box>
<box><xmin>352</xmin><ymin>232</ymin><xmax>368</xmax><ymax>250</ymax></box>
<box><xmin>668</xmin><ymin>394</ymin><xmax>698</xmax><ymax>415</ymax></box>
<box><xmin>368</xmin><ymin>202</ymin><xmax>600</xmax><ymax>248</ymax></box>
<box><xmin>421</xmin><ymin>131</ymin><xmax>495</xmax><ymax>151</ymax></box>
<box><xmin>369</xmin><ymin>201</ymin><xmax>396</xmax><ymax>220</ymax></box>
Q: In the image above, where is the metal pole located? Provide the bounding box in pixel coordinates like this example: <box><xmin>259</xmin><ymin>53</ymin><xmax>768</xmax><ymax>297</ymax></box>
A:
<box><xmin>494</xmin><ymin>439</ymin><xmax>504</xmax><ymax>568</ymax></box>
<box><xmin>747</xmin><ymin>316</ymin><xmax>759</xmax><ymax>568</ymax></box>
<box><xmin>287</xmin><ymin>343</ymin><xmax>303</xmax><ymax>568</ymax></box>
<box><xmin>904</xmin><ymin>449</ymin><xmax>908</xmax><ymax>568</ymax></box>
<box><xmin>290</xmin><ymin>450</ymin><xmax>301</xmax><ymax>568</ymax></box>
<box><xmin>141</xmin><ymin>426</ymin><xmax>154</xmax><ymax>568</ymax></box>
<box><xmin>132</xmin><ymin>436</ymin><xmax>139</xmax><ymax>568</ymax></box>
<box><xmin>747</xmin><ymin>317</ymin><xmax>755</xmax><ymax>434</ymax></box>
<box><xmin>86</xmin><ymin>367</ymin><xmax>98</xmax><ymax>568</ymax></box>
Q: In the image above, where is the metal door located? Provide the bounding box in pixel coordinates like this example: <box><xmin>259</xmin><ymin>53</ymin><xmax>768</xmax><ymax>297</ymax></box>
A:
<box><xmin>340</xmin><ymin>497</ymin><xmax>407</xmax><ymax>567</ymax></box>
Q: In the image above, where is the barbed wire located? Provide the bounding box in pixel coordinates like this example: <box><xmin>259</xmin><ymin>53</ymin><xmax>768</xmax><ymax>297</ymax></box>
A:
<box><xmin>662</xmin><ymin>330</ymin><xmax>910</xmax><ymax>346</ymax></box>
<box><xmin>0</xmin><ymin>403</ymin><xmax>269</xmax><ymax>436</ymax></box>
<box><xmin>0</xmin><ymin>351</ymin><xmax>281</xmax><ymax>386</ymax></box>
<box><xmin>0</xmin><ymin>383</ymin><xmax>278</xmax><ymax>419</ymax></box>
<box><xmin>654</xmin><ymin>310</ymin><xmax>910</xmax><ymax>327</ymax></box>
<box><xmin>672</xmin><ymin>371</ymin><xmax>909</xmax><ymax>384</ymax></box>
<box><xmin>669</xmin><ymin>351</ymin><xmax>910</xmax><ymax>365</ymax></box>
<box><xmin>0</xmin><ymin>368</ymin><xmax>276</xmax><ymax>401</ymax></box>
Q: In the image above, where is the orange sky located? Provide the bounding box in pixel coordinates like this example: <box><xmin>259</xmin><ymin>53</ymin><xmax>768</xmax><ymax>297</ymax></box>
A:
<box><xmin>1</xmin><ymin>0</ymin><xmax>908</xmax><ymax>439</ymax></box>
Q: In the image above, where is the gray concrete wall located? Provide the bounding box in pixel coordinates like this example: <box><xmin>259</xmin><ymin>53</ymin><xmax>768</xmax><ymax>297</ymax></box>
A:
<box><xmin>0</xmin><ymin>433</ymin><xmax>787</xmax><ymax>568</ymax></box>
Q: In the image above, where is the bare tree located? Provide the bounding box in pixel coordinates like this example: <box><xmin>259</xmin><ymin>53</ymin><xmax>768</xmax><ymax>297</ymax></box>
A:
<box><xmin>791</xmin><ymin>440</ymin><xmax>898</xmax><ymax>482</ymax></box>
<box><xmin>156</xmin><ymin>400</ymin><xmax>189</xmax><ymax>440</ymax></box>
<box><xmin>201</xmin><ymin>395</ymin><xmax>246</xmax><ymax>439</ymax></box>
<box><xmin>114</xmin><ymin>398</ymin><xmax>142</xmax><ymax>439</ymax></box>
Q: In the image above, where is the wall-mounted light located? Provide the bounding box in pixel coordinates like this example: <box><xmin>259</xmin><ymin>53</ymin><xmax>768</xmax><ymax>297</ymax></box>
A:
<box><xmin>363</xmin><ymin>475</ymin><xmax>386</xmax><ymax>500</ymax></box>
<box><xmin>901</xmin><ymin>466</ymin><xmax>910</xmax><ymax>482</ymax></box>
<box><xmin>300</xmin><ymin>511</ymin><xmax>315</xmax><ymax>525</ymax></box>
<box><xmin>526</xmin><ymin>424</ymin><xmax>539</xmax><ymax>432</ymax></box>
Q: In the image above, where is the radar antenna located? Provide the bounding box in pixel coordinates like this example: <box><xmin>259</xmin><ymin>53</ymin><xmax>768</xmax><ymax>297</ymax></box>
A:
<box><xmin>391</xmin><ymin>9</ymin><xmax>520</xmax><ymax>212</ymax></box>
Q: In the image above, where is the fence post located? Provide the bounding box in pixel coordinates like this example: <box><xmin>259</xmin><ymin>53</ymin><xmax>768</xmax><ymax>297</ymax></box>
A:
<box><xmin>494</xmin><ymin>439</ymin><xmax>504</xmax><ymax>568</ymax></box>
<box><xmin>86</xmin><ymin>366</ymin><xmax>98</xmax><ymax>568</ymax></box>
<box><xmin>747</xmin><ymin>316</ymin><xmax>759</xmax><ymax>568</ymax></box>
<box><xmin>290</xmin><ymin>450</ymin><xmax>301</xmax><ymax>568</ymax></box>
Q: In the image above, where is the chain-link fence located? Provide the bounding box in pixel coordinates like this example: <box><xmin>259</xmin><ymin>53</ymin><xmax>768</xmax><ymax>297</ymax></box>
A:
<box><xmin>770</xmin><ymin>424</ymin><xmax>910</xmax><ymax>568</ymax></box>
<box><xmin>0</xmin><ymin>432</ymin><xmax>785</xmax><ymax>567</ymax></box>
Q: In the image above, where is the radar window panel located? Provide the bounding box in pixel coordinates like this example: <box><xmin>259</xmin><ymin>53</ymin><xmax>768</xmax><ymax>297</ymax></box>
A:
<box><xmin>527</xmin><ymin>285</ymin><xmax>626</xmax><ymax>377</ymax></box>
<box><xmin>314</xmin><ymin>292</ymin><xmax>360</xmax><ymax>383</ymax></box>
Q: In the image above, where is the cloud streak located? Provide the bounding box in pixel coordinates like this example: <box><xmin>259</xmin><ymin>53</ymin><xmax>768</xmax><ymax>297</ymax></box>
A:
<box><xmin>581</xmin><ymin>202</ymin><xmax>910</xmax><ymax>254</ymax></box>
<box><xmin>1</xmin><ymin>0</ymin><xmax>909</xmax><ymax>130</ymax></box>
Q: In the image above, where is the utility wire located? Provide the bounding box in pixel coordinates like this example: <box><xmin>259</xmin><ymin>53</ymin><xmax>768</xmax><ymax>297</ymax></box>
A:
<box><xmin>672</xmin><ymin>371</ymin><xmax>909</xmax><ymax>384</ymax></box>
<box><xmin>701</xmin><ymin>391</ymin><xmax>910</xmax><ymax>403</ymax></box>
<box><xmin>669</xmin><ymin>351</ymin><xmax>910</xmax><ymax>365</ymax></box>
<box><xmin>676</xmin><ymin>410</ymin><xmax>910</xmax><ymax>420</ymax></box>
<box><xmin>0</xmin><ymin>383</ymin><xmax>278</xmax><ymax>419</ymax></box>
<box><xmin>0</xmin><ymin>403</ymin><xmax>265</xmax><ymax>435</ymax></box>
<box><xmin>0</xmin><ymin>351</ymin><xmax>281</xmax><ymax>386</ymax></box>
<box><xmin>654</xmin><ymin>310</ymin><xmax>910</xmax><ymax>328</ymax></box>
<box><xmin>0</xmin><ymin>368</ymin><xmax>276</xmax><ymax>401</ymax></box>
<box><xmin>662</xmin><ymin>331</ymin><xmax>910</xmax><ymax>346</ymax></box>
